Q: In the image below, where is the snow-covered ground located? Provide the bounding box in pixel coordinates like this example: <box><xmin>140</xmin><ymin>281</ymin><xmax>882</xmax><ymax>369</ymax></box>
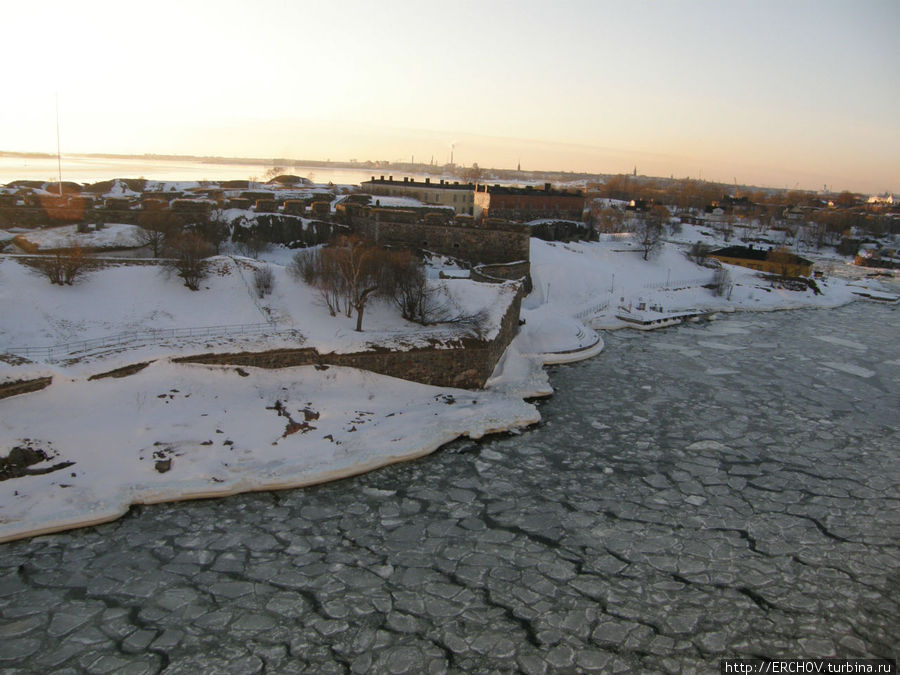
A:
<box><xmin>0</xmin><ymin>252</ymin><xmax>548</xmax><ymax>541</ymax></box>
<box><xmin>0</xmin><ymin>254</ymin><xmax>516</xmax><ymax>379</ymax></box>
<box><xmin>0</xmin><ymin>361</ymin><xmax>539</xmax><ymax>542</ymax></box>
<box><xmin>2</xmin><ymin>234</ymin><xmax>897</xmax><ymax>541</ymax></box>
<box><xmin>525</xmin><ymin>238</ymin><xmax>880</xmax><ymax>331</ymax></box>
<box><xmin>12</xmin><ymin>223</ymin><xmax>146</xmax><ymax>250</ymax></box>
<box><xmin>365</xmin><ymin>195</ymin><xmax>453</xmax><ymax>211</ymax></box>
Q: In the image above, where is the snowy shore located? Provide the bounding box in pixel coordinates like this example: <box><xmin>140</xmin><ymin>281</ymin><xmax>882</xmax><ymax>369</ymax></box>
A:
<box><xmin>2</xmin><ymin>237</ymin><xmax>897</xmax><ymax>541</ymax></box>
<box><xmin>0</xmin><ymin>362</ymin><xmax>544</xmax><ymax>543</ymax></box>
<box><xmin>0</xmin><ymin>252</ymin><xmax>555</xmax><ymax>542</ymax></box>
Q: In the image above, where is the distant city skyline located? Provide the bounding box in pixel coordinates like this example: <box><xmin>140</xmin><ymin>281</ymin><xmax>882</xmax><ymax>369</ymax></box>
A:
<box><xmin>2</xmin><ymin>0</ymin><xmax>897</xmax><ymax>194</ymax></box>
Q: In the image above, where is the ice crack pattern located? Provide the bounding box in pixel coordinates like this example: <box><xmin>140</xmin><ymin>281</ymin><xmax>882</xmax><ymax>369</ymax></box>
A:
<box><xmin>1</xmin><ymin>302</ymin><xmax>897</xmax><ymax>672</ymax></box>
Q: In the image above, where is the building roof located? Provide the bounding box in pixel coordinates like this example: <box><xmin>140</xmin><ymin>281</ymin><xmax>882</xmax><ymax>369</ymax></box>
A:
<box><xmin>478</xmin><ymin>183</ymin><xmax>584</xmax><ymax>197</ymax></box>
<box><xmin>362</xmin><ymin>176</ymin><xmax>475</xmax><ymax>191</ymax></box>
<box><xmin>711</xmin><ymin>245</ymin><xmax>811</xmax><ymax>265</ymax></box>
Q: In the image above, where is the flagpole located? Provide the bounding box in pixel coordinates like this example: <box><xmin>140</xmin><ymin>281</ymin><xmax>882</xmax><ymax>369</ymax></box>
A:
<box><xmin>55</xmin><ymin>93</ymin><xmax>63</xmax><ymax>196</ymax></box>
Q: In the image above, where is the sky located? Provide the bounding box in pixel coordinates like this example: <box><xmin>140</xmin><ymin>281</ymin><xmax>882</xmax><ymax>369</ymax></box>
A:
<box><xmin>1</xmin><ymin>0</ymin><xmax>898</xmax><ymax>193</ymax></box>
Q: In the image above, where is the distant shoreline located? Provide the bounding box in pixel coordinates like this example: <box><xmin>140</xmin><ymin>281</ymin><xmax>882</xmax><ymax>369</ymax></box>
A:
<box><xmin>0</xmin><ymin>150</ymin><xmax>602</xmax><ymax>183</ymax></box>
<box><xmin>0</xmin><ymin>149</ymin><xmax>383</xmax><ymax>170</ymax></box>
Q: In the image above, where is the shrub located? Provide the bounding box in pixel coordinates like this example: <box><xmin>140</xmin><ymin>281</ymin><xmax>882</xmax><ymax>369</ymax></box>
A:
<box><xmin>711</xmin><ymin>267</ymin><xmax>731</xmax><ymax>297</ymax></box>
<box><xmin>34</xmin><ymin>246</ymin><xmax>90</xmax><ymax>286</ymax></box>
<box><xmin>165</xmin><ymin>232</ymin><xmax>213</xmax><ymax>291</ymax></box>
<box><xmin>253</xmin><ymin>265</ymin><xmax>275</xmax><ymax>298</ymax></box>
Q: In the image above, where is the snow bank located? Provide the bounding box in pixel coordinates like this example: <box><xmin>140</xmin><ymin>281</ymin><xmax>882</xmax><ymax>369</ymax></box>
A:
<box><xmin>0</xmin><ymin>361</ymin><xmax>539</xmax><ymax>542</ymax></box>
<box><xmin>0</xmin><ymin>256</ymin><xmax>516</xmax><ymax>376</ymax></box>
<box><xmin>526</xmin><ymin>238</ymin><xmax>861</xmax><ymax>332</ymax></box>
<box><xmin>13</xmin><ymin>223</ymin><xmax>146</xmax><ymax>250</ymax></box>
<box><xmin>0</xmin><ymin>257</ymin><xmax>268</xmax><ymax>352</ymax></box>
<box><xmin>3</xmin><ymin>234</ymin><xmax>890</xmax><ymax>542</ymax></box>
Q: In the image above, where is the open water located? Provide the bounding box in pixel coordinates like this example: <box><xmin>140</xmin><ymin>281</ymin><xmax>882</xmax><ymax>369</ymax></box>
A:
<box><xmin>0</xmin><ymin>156</ymin><xmax>436</xmax><ymax>188</ymax></box>
<box><xmin>0</xmin><ymin>302</ymin><xmax>897</xmax><ymax>673</ymax></box>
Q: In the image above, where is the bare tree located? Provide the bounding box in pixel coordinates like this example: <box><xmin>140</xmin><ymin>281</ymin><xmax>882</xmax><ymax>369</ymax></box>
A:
<box><xmin>832</xmin><ymin>191</ymin><xmax>857</xmax><ymax>208</ymax></box>
<box><xmin>253</xmin><ymin>265</ymin><xmax>275</xmax><ymax>298</ymax></box>
<box><xmin>634</xmin><ymin>218</ymin><xmax>662</xmax><ymax>261</ymax></box>
<box><xmin>593</xmin><ymin>206</ymin><xmax>625</xmax><ymax>234</ymax></box>
<box><xmin>460</xmin><ymin>163</ymin><xmax>483</xmax><ymax>183</ymax></box>
<box><xmin>34</xmin><ymin>246</ymin><xmax>89</xmax><ymax>285</ymax></box>
<box><xmin>235</xmin><ymin>234</ymin><xmax>270</xmax><ymax>259</ymax></box>
<box><xmin>688</xmin><ymin>241</ymin><xmax>712</xmax><ymax>264</ymax></box>
<box><xmin>782</xmin><ymin>219</ymin><xmax>800</xmax><ymax>243</ymax></box>
<box><xmin>711</xmin><ymin>267</ymin><xmax>731</xmax><ymax>297</ymax></box>
<box><xmin>667</xmin><ymin>218</ymin><xmax>683</xmax><ymax>236</ymax></box>
<box><xmin>720</xmin><ymin>216</ymin><xmax>735</xmax><ymax>242</ymax></box>
<box><xmin>295</xmin><ymin>239</ymin><xmax>493</xmax><ymax>332</ymax></box>
<box><xmin>61</xmin><ymin>246</ymin><xmax>88</xmax><ymax>285</ymax></box>
<box><xmin>291</xmin><ymin>247</ymin><xmax>345</xmax><ymax>316</ymax></box>
<box><xmin>137</xmin><ymin>210</ymin><xmax>181</xmax><ymax>258</ymax></box>
<box><xmin>330</xmin><ymin>236</ymin><xmax>386</xmax><ymax>331</ymax></box>
<box><xmin>294</xmin><ymin>237</ymin><xmax>416</xmax><ymax>331</ymax></box>
<box><xmin>195</xmin><ymin>211</ymin><xmax>229</xmax><ymax>255</ymax></box>
<box><xmin>230</xmin><ymin>215</ymin><xmax>269</xmax><ymax>258</ymax></box>
<box><xmin>165</xmin><ymin>232</ymin><xmax>213</xmax><ymax>290</ymax></box>
<box><xmin>263</xmin><ymin>166</ymin><xmax>286</xmax><ymax>182</ymax></box>
<box><xmin>380</xmin><ymin>249</ymin><xmax>433</xmax><ymax>323</ymax></box>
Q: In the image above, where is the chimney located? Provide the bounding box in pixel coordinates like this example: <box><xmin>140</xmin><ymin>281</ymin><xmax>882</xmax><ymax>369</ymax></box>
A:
<box><xmin>404</xmin><ymin>177</ymin><xmax>408</xmax><ymax>183</ymax></box>
<box><xmin>380</xmin><ymin>175</ymin><xmax>384</xmax><ymax>181</ymax></box>
<box><xmin>389</xmin><ymin>175</ymin><xmax>393</xmax><ymax>181</ymax></box>
<box><xmin>544</xmin><ymin>183</ymin><xmax>551</xmax><ymax>191</ymax></box>
<box><xmin>425</xmin><ymin>177</ymin><xmax>430</xmax><ymax>184</ymax></box>
<box><xmin>371</xmin><ymin>176</ymin><xmax>375</xmax><ymax>181</ymax></box>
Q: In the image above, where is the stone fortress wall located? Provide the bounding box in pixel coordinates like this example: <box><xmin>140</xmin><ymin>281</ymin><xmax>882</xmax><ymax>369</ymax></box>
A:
<box><xmin>338</xmin><ymin>203</ymin><xmax>530</xmax><ymax>268</ymax></box>
<box><xmin>2</xmin><ymin>189</ymin><xmax>534</xmax><ymax>392</ymax></box>
<box><xmin>173</xmin><ymin>282</ymin><xmax>524</xmax><ymax>389</ymax></box>
<box><xmin>1</xmin><ymin>284</ymin><xmax>523</xmax><ymax>397</ymax></box>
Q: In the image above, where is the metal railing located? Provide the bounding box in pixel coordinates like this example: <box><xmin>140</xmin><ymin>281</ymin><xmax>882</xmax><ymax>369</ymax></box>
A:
<box><xmin>571</xmin><ymin>274</ymin><xmax>715</xmax><ymax>320</ymax></box>
<box><xmin>4</xmin><ymin>321</ymin><xmax>300</xmax><ymax>359</ymax></box>
<box><xmin>573</xmin><ymin>300</ymin><xmax>609</xmax><ymax>320</ymax></box>
<box><xmin>642</xmin><ymin>275</ymin><xmax>714</xmax><ymax>290</ymax></box>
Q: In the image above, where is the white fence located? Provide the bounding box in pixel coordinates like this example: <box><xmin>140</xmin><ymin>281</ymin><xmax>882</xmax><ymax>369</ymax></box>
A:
<box><xmin>5</xmin><ymin>322</ymin><xmax>300</xmax><ymax>360</ymax></box>
<box><xmin>642</xmin><ymin>275</ymin><xmax>714</xmax><ymax>290</ymax></box>
<box><xmin>573</xmin><ymin>300</ymin><xmax>610</xmax><ymax>320</ymax></box>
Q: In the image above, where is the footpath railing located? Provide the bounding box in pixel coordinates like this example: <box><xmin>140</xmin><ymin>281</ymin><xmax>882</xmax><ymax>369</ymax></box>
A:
<box><xmin>571</xmin><ymin>274</ymin><xmax>714</xmax><ymax>320</ymax></box>
<box><xmin>573</xmin><ymin>300</ymin><xmax>610</xmax><ymax>320</ymax></box>
<box><xmin>4</xmin><ymin>322</ymin><xmax>301</xmax><ymax>360</ymax></box>
<box><xmin>642</xmin><ymin>275</ymin><xmax>714</xmax><ymax>290</ymax></box>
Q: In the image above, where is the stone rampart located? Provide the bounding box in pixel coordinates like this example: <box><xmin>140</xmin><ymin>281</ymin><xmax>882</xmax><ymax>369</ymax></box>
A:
<box><xmin>356</xmin><ymin>213</ymin><xmax>530</xmax><ymax>266</ymax></box>
<box><xmin>0</xmin><ymin>377</ymin><xmax>52</xmax><ymax>401</ymax></box>
<box><xmin>175</xmin><ymin>283</ymin><xmax>524</xmax><ymax>389</ymax></box>
<box><xmin>472</xmin><ymin>261</ymin><xmax>532</xmax><ymax>292</ymax></box>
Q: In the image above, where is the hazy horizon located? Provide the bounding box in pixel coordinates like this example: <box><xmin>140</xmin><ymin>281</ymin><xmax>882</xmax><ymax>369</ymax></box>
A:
<box><xmin>3</xmin><ymin>0</ymin><xmax>898</xmax><ymax>194</ymax></box>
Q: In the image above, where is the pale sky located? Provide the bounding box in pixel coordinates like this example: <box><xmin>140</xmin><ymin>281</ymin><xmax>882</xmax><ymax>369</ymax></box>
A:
<box><xmin>2</xmin><ymin>0</ymin><xmax>898</xmax><ymax>193</ymax></box>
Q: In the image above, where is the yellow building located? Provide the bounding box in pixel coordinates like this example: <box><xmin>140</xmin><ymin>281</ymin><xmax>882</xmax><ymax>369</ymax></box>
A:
<box><xmin>361</xmin><ymin>176</ymin><xmax>475</xmax><ymax>215</ymax></box>
<box><xmin>710</xmin><ymin>246</ymin><xmax>813</xmax><ymax>277</ymax></box>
